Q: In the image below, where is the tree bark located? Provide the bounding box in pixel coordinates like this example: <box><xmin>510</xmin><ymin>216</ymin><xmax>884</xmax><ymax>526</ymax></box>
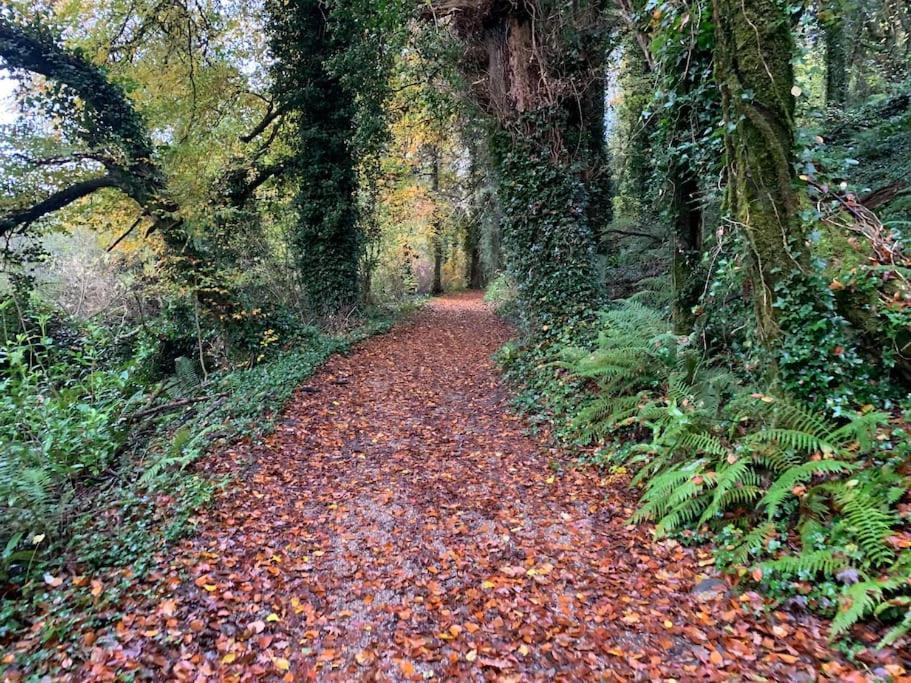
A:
<box><xmin>713</xmin><ymin>0</ymin><xmax>808</xmax><ymax>344</ymax></box>
<box><xmin>822</xmin><ymin>1</ymin><xmax>848</xmax><ymax>108</ymax></box>
<box><xmin>434</xmin><ymin>0</ymin><xmax>602</xmax><ymax>325</ymax></box>
<box><xmin>671</xmin><ymin>167</ymin><xmax>702</xmax><ymax>333</ymax></box>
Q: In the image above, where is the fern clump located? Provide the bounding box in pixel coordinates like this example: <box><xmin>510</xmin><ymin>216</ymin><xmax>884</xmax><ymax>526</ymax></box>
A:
<box><xmin>562</xmin><ymin>299</ymin><xmax>911</xmax><ymax>645</ymax></box>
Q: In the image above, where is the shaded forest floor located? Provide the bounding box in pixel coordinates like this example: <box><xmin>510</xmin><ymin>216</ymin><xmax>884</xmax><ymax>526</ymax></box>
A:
<box><xmin>5</xmin><ymin>293</ymin><xmax>898</xmax><ymax>681</ymax></box>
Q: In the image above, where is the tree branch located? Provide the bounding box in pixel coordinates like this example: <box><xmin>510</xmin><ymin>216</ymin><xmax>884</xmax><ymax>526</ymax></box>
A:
<box><xmin>0</xmin><ymin>16</ymin><xmax>154</xmax><ymax>160</ymax></box>
<box><xmin>0</xmin><ymin>175</ymin><xmax>122</xmax><ymax>237</ymax></box>
<box><xmin>239</xmin><ymin>103</ymin><xmax>288</xmax><ymax>143</ymax></box>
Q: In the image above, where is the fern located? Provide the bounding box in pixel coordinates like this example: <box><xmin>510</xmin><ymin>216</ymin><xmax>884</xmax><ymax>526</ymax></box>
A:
<box><xmin>746</xmin><ymin>428</ymin><xmax>835</xmax><ymax>455</ymax></box>
<box><xmin>655</xmin><ymin>496</ymin><xmax>709</xmax><ymax>535</ymax></box>
<box><xmin>831</xmin><ymin>580</ymin><xmax>883</xmax><ymax>636</ymax></box>
<box><xmin>558</xmin><ymin>298</ymin><xmax>910</xmax><ymax>643</ymax></box>
<box><xmin>761</xmin><ymin>459</ymin><xmax>856</xmax><ymax>518</ymax></box>
<box><xmin>699</xmin><ymin>457</ymin><xmax>753</xmax><ymax>524</ymax></box>
<box><xmin>730</xmin><ymin>522</ymin><xmax>777</xmax><ymax>564</ymax></box>
<box><xmin>834</xmin><ymin>485</ymin><xmax>897</xmax><ymax>567</ymax></box>
<box><xmin>878</xmin><ymin>597</ymin><xmax>911</xmax><ymax>646</ymax></box>
<box><xmin>762</xmin><ymin>549</ymin><xmax>850</xmax><ymax>578</ymax></box>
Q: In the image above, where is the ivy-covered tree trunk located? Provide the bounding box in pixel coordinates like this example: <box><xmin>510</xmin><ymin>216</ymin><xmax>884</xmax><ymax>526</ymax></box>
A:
<box><xmin>268</xmin><ymin>0</ymin><xmax>360</xmax><ymax>317</ymax></box>
<box><xmin>491</xmin><ymin>132</ymin><xmax>599</xmax><ymax>326</ymax></box>
<box><xmin>437</xmin><ymin>0</ymin><xmax>602</xmax><ymax>327</ymax></box>
<box><xmin>713</xmin><ymin>0</ymin><xmax>808</xmax><ymax>344</ymax></box>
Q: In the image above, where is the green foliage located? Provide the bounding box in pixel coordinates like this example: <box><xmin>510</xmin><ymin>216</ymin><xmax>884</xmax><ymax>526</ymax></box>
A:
<box><xmin>491</xmin><ymin>122</ymin><xmax>600</xmax><ymax>329</ymax></box>
<box><xmin>0</xmin><ymin>300</ymin><xmax>146</xmax><ymax>550</ymax></box>
<box><xmin>773</xmin><ymin>272</ymin><xmax>887</xmax><ymax>414</ymax></box>
<box><xmin>0</xmin><ymin>292</ymin><xmax>403</xmax><ymax>639</ymax></box>
<box><xmin>483</xmin><ymin>273</ymin><xmax>518</xmax><ymax>321</ymax></box>
<box><xmin>544</xmin><ymin>297</ymin><xmax>911</xmax><ymax>642</ymax></box>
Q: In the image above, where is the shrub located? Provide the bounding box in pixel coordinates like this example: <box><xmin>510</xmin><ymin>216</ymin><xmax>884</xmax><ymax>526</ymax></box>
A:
<box><xmin>0</xmin><ymin>310</ymin><xmax>145</xmax><ymax>575</ymax></box>
<box><xmin>484</xmin><ymin>273</ymin><xmax>519</xmax><ymax>321</ymax></box>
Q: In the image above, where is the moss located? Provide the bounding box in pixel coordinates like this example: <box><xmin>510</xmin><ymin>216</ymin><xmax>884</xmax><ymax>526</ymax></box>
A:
<box><xmin>714</xmin><ymin>0</ymin><xmax>809</xmax><ymax>343</ymax></box>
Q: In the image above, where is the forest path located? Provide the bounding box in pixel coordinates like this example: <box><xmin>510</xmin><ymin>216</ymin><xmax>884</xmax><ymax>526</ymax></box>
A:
<box><xmin>83</xmin><ymin>292</ymin><xmax>861</xmax><ymax>681</ymax></box>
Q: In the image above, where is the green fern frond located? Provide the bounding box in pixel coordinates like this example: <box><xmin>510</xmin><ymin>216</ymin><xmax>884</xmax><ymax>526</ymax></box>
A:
<box><xmin>730</xmin><ymin>522</ymin><xmax>777</xmax><ymax>564</ymax></box>
<box><xmin>834</xmin><ymin>486</ymin><xmax>897</xmax><ymax>567</ymax></box>
<box><xmin>676</xmin><ymin>431</ymin><xmax>727</xmax><ymax>457</ymax></box>
<box><xmin>750</xmin><ymin>448</ymin><xmax>801</xmax><ymax>473</ymax></box>
<box><xmin>877</xmin><ymin>598</ymin><xmax>911</xmax><ymax>647</ymax></box>
<box><xmin>832</xmin><ymin>581</ymin><xmax>883</xmax><ymax>636</ymax></box>
<box><xmin>762</xmin><ymin>549</ymin><xmax>849</xmax><ymax>579</ymax></box>
<box><xmin>746</xmin><ymin>428</ymin><xmax>834</xmax><ymax>455</ymax></box>
<box><xmin>761</xmin><ymin>460</ymin><xmax>856</xmax><ymax>518</ymax></box>
<box><xmin>655</xmin><ymin>496</ymin><xmax>708</xmax><ymax>536</ymax></box>
<box><xmin>698</xmin><ymin>458</ymin><xmax>753</xmax><ymax>524</ymax></box>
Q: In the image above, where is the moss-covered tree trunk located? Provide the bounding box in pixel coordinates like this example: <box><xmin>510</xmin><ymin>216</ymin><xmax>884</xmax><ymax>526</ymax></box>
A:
<box><xmin>671</xmin><ymin>165</ymin><xmax>703</xmax><ymax>333</ymax></box>
<box><xmin>614</xmin><ymin>36</ymin><xmax>653</xmax><ymax>224</ymax></box>
<box><xmin>579</xmin><ymin>43</ymin><xmax>613</xmax><ymax>244</ymax></box>
<box><xmin>268</xmin><ymin>0</ymin><xmax>360</xmax><ymax>317</ymax></box>
<box><xmin>713</xmin><ymin>0</ymin><xmax>808</xmax><ymax>344</ymax></box>
<box><xmin>822</xmin><ymin>1</ymin><xmax>848</xmax><ymax>108</ymax></box>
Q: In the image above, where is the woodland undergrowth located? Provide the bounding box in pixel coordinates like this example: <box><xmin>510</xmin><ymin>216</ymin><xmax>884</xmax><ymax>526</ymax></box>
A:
<box><xmin>0</xmin><ymin>295</ymin><xmax>417</xmax><ymax>644</ymax></box>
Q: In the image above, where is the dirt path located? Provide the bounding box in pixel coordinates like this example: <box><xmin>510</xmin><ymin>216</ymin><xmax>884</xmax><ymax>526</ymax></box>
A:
<box><xmin>59</xmin><ymin>294</ymin><xmax>883</xmax><ymax>680</ymax></box>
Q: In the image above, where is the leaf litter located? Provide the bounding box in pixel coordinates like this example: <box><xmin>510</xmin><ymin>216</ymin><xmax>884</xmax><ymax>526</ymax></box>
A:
<box><xmin>4</xmin><ymin>293</ymin><xmax>905</xmax><ymax>681</ymax></box>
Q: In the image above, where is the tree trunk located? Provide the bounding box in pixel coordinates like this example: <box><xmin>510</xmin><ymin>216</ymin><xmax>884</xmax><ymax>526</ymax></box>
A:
<box><xmin>477</xmin><ymin>5</ymin><xmax>601</xmax><ymax>326</ymax></box>
<box><xmin>671</xmin><ymin>166</ymin><xmax>702</xmax><ymax>333</ymax></box>
<box><xmin>431</xmin><ymin>237</ymin><xmax>444</xmax><ymax>295</ymax></box>
<box><xmin>467</xmin><ymin>240</ymin><xmax>484</xmax><ymax>289</ymax></box>
<box><xmin>268</xmin><ymin>0</ymin><xmax>361</xmax><ymax>317</ymax></box>
<box><xmin>579</xmin><ymin>45</ymin><xmax>613</xmax><ymax>245</ymax></box>
<box><xmin>822</xmin><ymin>2</ymin><xmax>848</xmax><ymax>108</ymax></box>
<box><xmin>713</xmin><ymin>0</ymin><xmax>808</xmax><ymax>344</ymax></box>
<box><xmin>430</xmin><ymin>144</ymin><xmax>444</xmax><ymax>296</ymax></box>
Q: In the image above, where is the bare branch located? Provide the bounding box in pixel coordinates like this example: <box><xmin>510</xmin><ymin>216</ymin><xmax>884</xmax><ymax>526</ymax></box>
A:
<box><xmin>0</xmin><ymin>175</ymin><xmax>123</xmax><ymax>237</ymax></box>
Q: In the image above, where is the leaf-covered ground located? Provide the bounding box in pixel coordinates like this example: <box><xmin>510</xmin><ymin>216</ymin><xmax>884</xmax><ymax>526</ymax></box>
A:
<box><xmin>5</xmin><ymin>293</ymin><xmax>905</xmax><ymax>681</ymax></box>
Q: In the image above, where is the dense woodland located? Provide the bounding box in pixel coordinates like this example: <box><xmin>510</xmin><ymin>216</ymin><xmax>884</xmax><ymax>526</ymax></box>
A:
<box><xmin>2</xmin><ymin>0</ymin><xmax>911</xmax><ymax>675</ymax></box>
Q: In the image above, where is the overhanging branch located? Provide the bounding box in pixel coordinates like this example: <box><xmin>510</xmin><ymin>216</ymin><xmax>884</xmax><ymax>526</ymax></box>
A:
<box><xmin>0</xmin><ymin>175</ymin><xmax>123</xmax><ymax>237</ymax></box>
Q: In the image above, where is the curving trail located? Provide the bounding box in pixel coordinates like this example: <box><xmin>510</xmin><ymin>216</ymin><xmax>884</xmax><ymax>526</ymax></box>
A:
<box><xmin>65</xmin><ymin>293</ymin><xmax>878</xmax><ymax>681</ymax></box>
